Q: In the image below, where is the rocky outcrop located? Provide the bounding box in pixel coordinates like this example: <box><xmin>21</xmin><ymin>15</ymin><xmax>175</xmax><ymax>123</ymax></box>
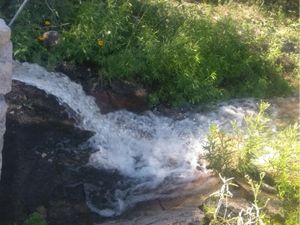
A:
<box><xmin>0</xmin><ymin>19</ymin><xmax>12</xmax><ymax>178</ymax></box>
<box><xmin>0</xmin><ymin>98</ymin><xmax>7</xmax><ymax>176</ymax></box>
<box><xmin>0</xmin><ymin>81</ymin><xmax>97</xmax><ymax>225</ymax></box>
<box><xmin>56</xmin><ymin>63</ymin><xmax>148</xmax><ymax>113</ymax></box>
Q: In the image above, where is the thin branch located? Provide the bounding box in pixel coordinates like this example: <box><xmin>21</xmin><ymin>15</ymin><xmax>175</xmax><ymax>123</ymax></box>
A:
<box><xmin>9</xmin><ymin>0</ymin><xmax>30</xmax><ymax>27</ymax></box>
<box><xmin>49</xmin><ymin>23</ymin><xmax>70</xmax><ymax>28</ymax></box>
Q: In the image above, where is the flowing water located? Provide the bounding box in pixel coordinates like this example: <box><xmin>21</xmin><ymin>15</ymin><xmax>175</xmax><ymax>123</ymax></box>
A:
<box><xmin>12</xmin><ymin>62</ymin><xmax>259</xmax><ymax>217</ymax></box>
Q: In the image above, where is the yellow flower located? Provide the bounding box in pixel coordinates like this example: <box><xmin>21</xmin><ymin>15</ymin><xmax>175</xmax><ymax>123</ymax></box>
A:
<box><xmin>97</xmin><ymin>39</ymin><xmax>105</xmax><ymax>48</ymax></box>
<box><xmin>43</xmin><ymin>20</ymin><xmax>51</xmax><ymax>26</ymax></box>
<box><xmin>37</xmin><ymin>35</ymin><xmax>45</xmax><ymax>41</ymax></box>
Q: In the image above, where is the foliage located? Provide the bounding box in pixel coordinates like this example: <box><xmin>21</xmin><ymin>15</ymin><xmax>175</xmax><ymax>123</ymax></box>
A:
<box><xmin>24</xmin><ymin>212</ymin><xmax>47</xmax><ymax>225</ymax></box>
<box><xmin>205</xmin><ymin>102</ymin><xmax>300</xmax><ymax>223</ymax></box>
<box><xmin>60</xmin><ymin>0</ymin><xmax>291</xmax><ymax>105</ymax></box>
<box><xmin>203</xmin><ymin>0</ymin><xmax>299</xmax><ymax>17</ymax></box>
<box><xmin>2</xmin><ymin>0</ymin><xmax>81</xmax><ymax>69</ymax></box>
<box><xmin>2</xmin><ymin>0</ymin><xmax>296</xmax><ymax>105</ymax></box>
<box><xmin>204</xmin><ymin>173</ymin><xmax>268</xmax><ymax>225</ymax></box>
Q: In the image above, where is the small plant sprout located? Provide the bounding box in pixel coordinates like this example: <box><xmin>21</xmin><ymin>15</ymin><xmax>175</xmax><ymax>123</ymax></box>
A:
<box><xmin>210</xmin><ymin>174</ymin><xmax>238</xmax><ymax>220</ymax></box>
<box><xmin>236</xmin><ymin>173</ymin><xmax>269</xmax><ymax>225</ymax></box>
<box><xmin>209</xmin><ymin>173</ymin><xmax>269</xmax><ymax>225</ymax></box>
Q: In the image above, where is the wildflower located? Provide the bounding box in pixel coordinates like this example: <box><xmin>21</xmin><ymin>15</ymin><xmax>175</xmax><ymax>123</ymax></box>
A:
<box><xmin>37</xmin><ymin>31</ymin><xmax>59</xmax><ymax>46</ymax></box>
<box><xmin>97</xmin><ymin>39</ymin><xmax>105</xmax><ymax>48</ymax></box>
<box><xmin>43</xmin><ymin>19</ymin><xmax>51</xmax><ymax>26</ymax></box>
<box><xmin>37</xmin><ymin>35</ymin><xmax>45</xmax><ymax>42</ymax></box>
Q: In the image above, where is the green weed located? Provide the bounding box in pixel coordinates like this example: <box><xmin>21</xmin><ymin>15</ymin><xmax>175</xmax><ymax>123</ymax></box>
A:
<box><xmin>205</xmin><ymin>102</ymin><xmax>300</xmax><ymax>223</ymax></box>
<box><xmin>24</xmin><ymin>212</ymin><xmax>47</xmax><ymax>225</ymax></box>
<box><xmin>2</xmin><ymin>0</ymin><xmax>295</xmax><ymax>105</ymax></box>
<box><xmin>204</xmin><ymin>173</ymin><xmax>268</xmax><ymax>224</ymax></box>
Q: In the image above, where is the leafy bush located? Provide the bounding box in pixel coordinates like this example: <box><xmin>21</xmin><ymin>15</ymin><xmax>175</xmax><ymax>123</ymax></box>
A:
<box><xmin>64</xmin><ymin>0</ymin><xmax>290</xmax><ymax>104</ymax></box>
<box><xmin>3</xmin><ymin>0</ymin><xmax>292</xmax><ymax>105</ymax></box>
<box><xmin>3</xmin><ymin>0</ymin><xmax>81</xmax><ymax>69</ymax></box>
<box><xmin>24</xmin><ymin>212</ymin><xmax>47</xmax><ymax>225</ymax></box>
<box><xmin>205</xmin><ymin>102</ymin><xmax>300</xmax><ymax>223</ymax></box>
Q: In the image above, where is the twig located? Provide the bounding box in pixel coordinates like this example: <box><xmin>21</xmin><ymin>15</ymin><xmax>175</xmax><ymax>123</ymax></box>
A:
<box><xmin>9</xmin><ymin>0</ymin><xmax>30</xmax><ymax>27</ymax></box>
<box><xmin>44</xmin><ymin>0</ymin><xmax>56</xmax><ymax>16</ymax></box>
<box><xmin>49</xmin><ymin>23</ymin><xmax>70</xmax><ymax>28</ymax></box>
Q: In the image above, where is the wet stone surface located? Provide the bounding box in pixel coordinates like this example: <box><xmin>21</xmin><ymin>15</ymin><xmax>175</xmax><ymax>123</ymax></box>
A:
<box><xmin>0</xmin><ymin>81</ymin><xmax>126</xmax><ymax>225</ymax></box>
<box><xmin>0</xmin><ymin>79</ymin><xmax>286</xmax><ymax>225</ymax></box>
<box><xmin>56</xmin><ymin>63</ymin><xmax>148</xmax><ymax>114</ymax></box>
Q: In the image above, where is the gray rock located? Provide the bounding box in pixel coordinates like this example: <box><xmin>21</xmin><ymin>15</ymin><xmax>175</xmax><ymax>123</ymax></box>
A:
<box><xmin>0</xmin><ymin>18</ymin><xmax>12</xmax><ymax>179</ymax></box>
<box><xmin>0</xmin><ymin>19</ymin><xmax>11</xmax><ymax>46</ymax></box>
<box><xmin>0</xmin><ymin>42</ymin><xmax>12</xmax><ymax>94</ymax></box>
<box><xmin>0</xmin><ymin>41</ymin><xmax>12</xmax><ymax>62</ymax></box>
<box><xmin>99</xmin><ymin>207</ymin><xmax>204</xmax><ymax>225</ymax></box>
<box><xmin>0</xmin><ymin>97</ymin><xmax>7</xmax><ymax>176</ymax></box>
<box><xmin>0</xmin><ymin>62</ymin><xmax>12</xmax><ymax>95</ymax></box>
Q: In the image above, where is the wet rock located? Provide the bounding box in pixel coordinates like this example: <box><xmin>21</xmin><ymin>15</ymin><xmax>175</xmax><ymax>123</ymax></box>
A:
<box><xmin>0</xmin><ymin>97</ymin><xmax>7</xmax><ymax>176</ymax></box>
<box><xmin>98</xmin><ymin>175</ymin><xmax>221</xmax><ymax>225</ymax></box>
<box><xmin>109</xmin><ymin>80</ymin><xmax>147</xmax><ymax>111</ymax></box>
<box><xmin>0</xmin><ymin>18</ymin><xmax>12</xmax><ymax>182</ymax></box>
<box><xmin>99</xmin><ymin>207</ymin><xmax>204</xmax><ymax>225</ymax></box>
<box><xmin>47</xmin><ymin>200</ymin><xmax>93</xmax><ymax>225</ymax></box>
<box><xmin>56</xmin><ymin>63</ymin><xmax>148</xmax><ymax>113</ymax></box>
<box><xmin>0</xmin><ymin>36</ymin><xmax>12</xmax><ymax>95</ymax></box>
<box><xmin>36</xmin><ymin>205</ymin><xmax>47</xmax><ymax>219</ymax></box>
<box><xmin>4</xmin><ymin>81</ymin><xmax>77</xmax><ymax>125</ymax></box>
<box><xmin>0</xmin><ymin>81</ymin><xmax>105</xmax><ymax>225</ymax></box>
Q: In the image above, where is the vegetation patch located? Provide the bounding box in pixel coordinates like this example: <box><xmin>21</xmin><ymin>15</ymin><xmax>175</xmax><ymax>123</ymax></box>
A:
<box><xmin>24</xmin><ymin>212</ymin><xmax>47</xmax><ymax>225</ymax></box>
<box><xmin>205</xmin><ymin>102</ymin><xmax>300</xmax><ymax>224</ymax></box>
<box><xmin>1</xmin><ymin>0</ymin><xmax>297</xmax><ymax>105</ymax></box>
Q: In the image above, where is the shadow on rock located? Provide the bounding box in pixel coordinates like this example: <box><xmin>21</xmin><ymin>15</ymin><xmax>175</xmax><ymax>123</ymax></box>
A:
<box><xmin>0</xmin><ymin>81</ymin><xmax>125</xmax><ymax>225</ymax></box>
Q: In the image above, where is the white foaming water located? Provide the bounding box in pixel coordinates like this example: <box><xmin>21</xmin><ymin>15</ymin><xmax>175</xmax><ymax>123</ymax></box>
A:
<box><xmin>13</xmin><ymin>62</ymin><xmax>258</xmax><ymax>216</ymax></box>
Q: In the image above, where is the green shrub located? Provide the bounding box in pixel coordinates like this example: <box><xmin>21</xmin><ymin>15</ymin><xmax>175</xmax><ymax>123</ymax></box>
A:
<box><xmin>24</xmin><ymin>212</ymin><xmax>47</xmax><ymax>225</ymax></box>
<box><xmin>205</xmin><ymin>102</ymin><xmax>300</xmax><ymax>223</ymax></box>
<box><xmin>4</xmin><ymin>0</ymin><xmax>82</xmax><ymax>69</ymax></box>
<box><xmin>62</xmin><ymin>0</ymin><xmax>289</xmax><ymax>104</ymax></box>
<box><xmin>4</xmin><ymin>0</ymin><xmax>291</xmax><ymax>105</ymax></box>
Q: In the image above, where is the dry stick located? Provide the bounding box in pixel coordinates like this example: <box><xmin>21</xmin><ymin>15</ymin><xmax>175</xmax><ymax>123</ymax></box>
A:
<box><xmin>49</xmin><ymin>23</ymin><xmax>71</xmax><ymax>28</ymax></box>
<box><xmin>9</xmin><ymin>0</ymin><xmax>30</xmax><ymax>27</ymax></box>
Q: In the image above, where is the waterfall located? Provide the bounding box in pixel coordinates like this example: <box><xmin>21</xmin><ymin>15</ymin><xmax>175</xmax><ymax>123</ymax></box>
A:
<box><xmin>12</xmin><ymin>61</ymin><xmax>258</xmax><ymax>217</ymax></box>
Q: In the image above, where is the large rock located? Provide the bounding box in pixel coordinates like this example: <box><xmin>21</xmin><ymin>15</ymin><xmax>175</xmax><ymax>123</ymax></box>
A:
<box><xmin>0</xmin><ymin>18</ymin><xmax>12</xmax><ymax>180</ymax></box>
<box><xmin>0</xmin><ymin>40</ymin><xmax>12</xmax><ymax>94</ymax></box>
<box><xmin>0</xmin><ymin>97</ymin><xmax>7</xmax><ymax>176</ymax></box>
<box><xmin>100</xmin><ymin>207</ymin><xmax>204</xmax><ymax>225</ymax></box>
<box><xmin>0</xmin><ymin>19</ymin><xmax>10</xmax><ymax>46</ymax></box>
<box><xmin>0</xmin><ymin>82</ymin><xmax>97</xmax><ymax>225</ymax></box>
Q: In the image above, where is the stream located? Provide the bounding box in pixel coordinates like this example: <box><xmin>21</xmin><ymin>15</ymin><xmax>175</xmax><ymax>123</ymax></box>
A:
<box><xmin>12</xmin><ymin>61</ymin><xmax>259</xmax><ymax>217</ymax></box>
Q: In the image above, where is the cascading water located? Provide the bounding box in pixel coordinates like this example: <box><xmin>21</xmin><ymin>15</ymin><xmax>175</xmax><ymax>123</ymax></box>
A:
<box><xmin>12</xmin><ymin>62</ymin><xmax>259</xmax><ymax>217</ymax></box>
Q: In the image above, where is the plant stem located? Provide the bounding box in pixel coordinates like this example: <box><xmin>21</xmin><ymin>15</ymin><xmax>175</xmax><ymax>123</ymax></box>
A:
<box><xmin>9</xmin><ymin>0</ymin><xmax>30</xmax><ymax>27</ymax></box>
